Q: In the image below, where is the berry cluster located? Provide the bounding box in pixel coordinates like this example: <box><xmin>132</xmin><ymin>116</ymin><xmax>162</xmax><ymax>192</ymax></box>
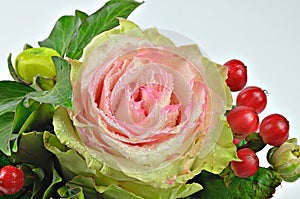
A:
<box><xmin>0</xmin><ymin>165</ymin><xmax>24</xmax><ymax>196</ymax></box>
<box><xmin>224</xmin><ymin>59</ymin><xmax>290</xmax><ymax>178</ymax></box>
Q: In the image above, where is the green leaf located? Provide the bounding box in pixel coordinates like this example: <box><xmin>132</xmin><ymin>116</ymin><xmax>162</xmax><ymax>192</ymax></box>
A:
<box><xmin>15</xmin><ymin>132</ymin><xmax>54</xmax><ymax>170</ymax></box>
<box><xmin>24</xmin><ymin>57</ymin><xmax>73</xmax><ymax>110</ymax></box>
<box><xmin>0</xmin><ymin>81</ymin><xmax>34</xmax><ymax>115</ymax></box>
<box><xmin>12</xmin><ymin>100</ymin><xmax>40</xmax><ymax>133</ymax></box>
<box><xmin>66</xmin><ymin>0</ymin><xmax>143</xmax><ymax>59</ymax></box>
<box><xmin>38</xmin><ymin>15</ymin><xmax>83</xmax><ymax>57</ymax></box>
<box><xmin>42</xmin><ymin>164</ymin><xmax>63</xmax><ymax>199</ymax></box>
<box><xmin>189</xmin><ymin>167</ymin><xmax>282</xmax><ymax>199</ymax></box>
<box><xmin>13</xmin><ymin>132</ymin><xmax>62</xmax><ymax>198</ymax></box>
<box><xmin>18</xmin><ymin>103</ymin><xmax>54</xmax><ymax>133</ymax></box>
<box><xmin>75</xmin><ymin>10</ymin><xmax>89</xmax><ymax>22</ymax></box>
<box><xmin>7</xmin><ymin>53</ymin><xmax>22</xmax><ymax>82</ymax></box>
<box><xmin>0</xmin><ymin>112</ymin><xmax>15</xmax><ymax>155</ymax></box>
<box><xmin>31</xmin><ymin>167</ymin><xmax>47</xmax><ymax>199</ymax></box>
<box><xmin>43</xmin><ymin>131</ymin><xmax>95</xmax><ymax>181</ymax></box>
<box><xmin>10</xmin><ymin>101</ymin><xmax>54</xmax><ymax>153</ymax></box>
<box><xmin>23</xmin><ymin>43</ymin><xmax>33</xmax><ymax>50</ymax></box>
<box><xmin>58</xmin><ymin>186</ymin><xmax>85</xmax><ymax>199</ymax></box>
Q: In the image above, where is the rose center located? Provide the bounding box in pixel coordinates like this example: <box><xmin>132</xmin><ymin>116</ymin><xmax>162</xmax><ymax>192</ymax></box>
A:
<box><xmin>129</xmin><ymin>83</ymin><xmax>181</xmax><ymax>128</ymax></box>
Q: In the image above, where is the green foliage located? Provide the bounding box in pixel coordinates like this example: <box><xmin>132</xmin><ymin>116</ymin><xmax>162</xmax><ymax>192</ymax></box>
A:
<box><xmin>0</xmin><ymin>81</ymin><xmax>34</xmax><ymax>155</ymax></box>
<box><xmin>188</xmin><ymin>167</ymin><xmax>282</xmax><ymax>199</ymax></box>
<box><xmin>39</xmin><ymin>0</ymin><xmax>143</xmax><ymax>59</ymax></box>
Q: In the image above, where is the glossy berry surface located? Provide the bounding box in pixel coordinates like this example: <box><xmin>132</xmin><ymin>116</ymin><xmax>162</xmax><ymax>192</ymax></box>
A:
<box><xmin>0</xmin><ymin>166</ymin><xmax>24</xmax><ymax>195</ymax></box>
<box><xmin>224</xmin><ymin>59</ymin><xmax>247</xmax><ymax>92</ymax></box>
<box><xmin>227</xmin><ymin>106</ymin><xmax>259</xmax><ymax>139</ymax></box>
<box><xmin>231</xmin><ymin>148</ymin><xmax>259</xmax><ymax>178</ymax></box>
<box><xmin>236</xmin><ymin>86</ymin><xmax>267</xmax><ymax>113</ymax></box>
<box><xmin>259</xmin><ymin>114</ymin><xmax>289</xmax><ymax>146</ymax></box>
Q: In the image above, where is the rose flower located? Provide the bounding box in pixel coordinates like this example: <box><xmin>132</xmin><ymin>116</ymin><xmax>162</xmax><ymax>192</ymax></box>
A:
<box><xmin>49</xmin><ymin>19</ymin><xmax>237</xmax><ymax>198</ymax></box>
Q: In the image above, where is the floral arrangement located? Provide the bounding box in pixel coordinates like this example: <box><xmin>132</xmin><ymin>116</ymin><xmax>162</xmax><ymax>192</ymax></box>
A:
<box><xmin>0</xmin><ymin>1</ymin><xmax>299</xmax><ymax>198</ymax></box>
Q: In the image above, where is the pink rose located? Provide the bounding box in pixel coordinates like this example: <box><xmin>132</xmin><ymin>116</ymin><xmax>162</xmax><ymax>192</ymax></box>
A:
<box><xmin>70</xmin><ymin>20</ymin><xmax>232</xmax><ymax>186</ymax></box>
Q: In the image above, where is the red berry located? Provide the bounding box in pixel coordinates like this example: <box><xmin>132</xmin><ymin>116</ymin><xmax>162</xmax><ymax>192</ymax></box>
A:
<box><xmin>224</xmin><ymin>59</ymin><xmax>247</xmax><ymax>92</ymax></box>
<box><xmin>231</xmin><ymin>148</ymin><xmax>259</xmax><ymax>178</ymax></box>
<box><xmin>259</xmin><ymin>113</ymin><xmax>289</xmax><ymax>146</ymax></box>
<box><xmin>233</xmin><ymin>138</ymin><xmax>241</xmax><ymax>145</ymax></box>
<box><xmin>227</xmin><ymin>106</ymin><xmax>259</xmax><ymax>139</ymax></box>
<box><xmin>0</xmin><ymin>166</ymin><xmax>24</xmax><ymax>195</ymax></box>
<box><xmin>236</xmin><ymin>86</ymin><xmax>267</xmax><ymax>113</ymax></box>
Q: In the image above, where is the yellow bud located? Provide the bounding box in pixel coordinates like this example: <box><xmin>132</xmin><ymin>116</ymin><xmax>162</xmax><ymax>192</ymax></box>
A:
<box><xmin>15</xmin><ymin>47</ymin><xmax>60</xmax><ymax>83</ymax></box>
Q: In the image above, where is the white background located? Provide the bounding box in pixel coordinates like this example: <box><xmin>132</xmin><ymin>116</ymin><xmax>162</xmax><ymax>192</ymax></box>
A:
<box><xmin>1</xmin><ymin>0</ymin><xmax>300</xmax><ymax>198</ymax></box>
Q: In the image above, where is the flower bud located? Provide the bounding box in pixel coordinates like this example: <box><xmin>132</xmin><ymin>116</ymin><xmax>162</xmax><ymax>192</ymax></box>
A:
<box><xmin>15</xmin><ymin>47</ymin><xmax>60</xmax><ymax>84</ymax></box>
<box><xmin>267</xmin><ymin>138</ymin><xmax>300</xmax><ymax>182</ymax></box>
